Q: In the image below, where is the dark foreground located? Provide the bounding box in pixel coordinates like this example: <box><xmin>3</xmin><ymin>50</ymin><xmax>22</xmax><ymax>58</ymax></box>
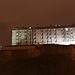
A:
<box><xmin>1</xmin><ymin>44</ymin><xmax>75</xmax><ymax>75</ymax></box>
<box><xmin>0</xmin><ymin>55</ymin><xmax>75</xmax><ymax>75</ymax></box>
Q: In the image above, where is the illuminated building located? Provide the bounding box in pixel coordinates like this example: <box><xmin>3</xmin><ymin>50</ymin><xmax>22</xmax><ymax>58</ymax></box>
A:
<box><xmin>12</xmin><ymin>24</ymin><xmax>75</xmax><ymax>45</ymax></box>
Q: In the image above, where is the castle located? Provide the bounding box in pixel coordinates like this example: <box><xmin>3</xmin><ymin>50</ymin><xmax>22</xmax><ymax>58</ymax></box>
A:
<box><xmin>12</xmin><ymin>24</ymin><xmax>75</xmax><ymax>45</ymax></box>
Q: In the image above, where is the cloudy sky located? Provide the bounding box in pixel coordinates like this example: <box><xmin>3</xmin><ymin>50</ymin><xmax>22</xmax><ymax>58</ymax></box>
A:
<box><xmin>0</xmin><ymin>0</ymin><xmax>75</xmax><ymax>46</ymax></box>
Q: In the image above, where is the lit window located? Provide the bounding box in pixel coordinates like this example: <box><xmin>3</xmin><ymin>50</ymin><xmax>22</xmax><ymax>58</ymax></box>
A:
<box><xmin>65</xmin><ymin>28</ymin><xmax>68</xmax><ymax>31</ymax></box>
<box><xmin>54</xmin><ymin>29</ymin><xmax>56</xmax><ymax>31</ymax></box>
<box><xmin>16</xmin><ymin>33</ymin><xmax>18</xmax><ymax>36</ymax></box>
<box><xmin>29</xmin><ymin>27</ymin><xmax>31</xmax><ymax>29</ymax></box>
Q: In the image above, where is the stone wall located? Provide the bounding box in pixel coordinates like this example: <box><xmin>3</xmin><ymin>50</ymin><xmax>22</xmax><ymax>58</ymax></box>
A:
<box><xmin>0</xmin><ymin>44</ymin><xmax>74</xmax><ymax>62</ymax></box>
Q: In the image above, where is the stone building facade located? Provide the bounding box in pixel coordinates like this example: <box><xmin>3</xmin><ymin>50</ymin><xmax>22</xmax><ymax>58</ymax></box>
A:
<box><xmin>12</xmin><ymin>25</ymin><xmax>75</xmax><ymax>45</ymax></box>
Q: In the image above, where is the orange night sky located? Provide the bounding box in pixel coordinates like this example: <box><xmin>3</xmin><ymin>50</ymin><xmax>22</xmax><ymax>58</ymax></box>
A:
<box><xmin>0</xmin><ymin>0</ymin><xmax>75</xmax><ymax>46</ymax></box>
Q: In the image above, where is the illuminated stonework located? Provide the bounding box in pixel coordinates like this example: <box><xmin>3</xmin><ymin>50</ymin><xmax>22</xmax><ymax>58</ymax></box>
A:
<box><xmin>12</xmin><ymin>25</ymin><xmax>75</xmax><ymax>45</ymax></box>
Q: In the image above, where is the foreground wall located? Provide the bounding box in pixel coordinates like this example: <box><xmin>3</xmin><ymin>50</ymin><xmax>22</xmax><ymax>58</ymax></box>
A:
<box><xmin>1</xmin><ymin>44</ymin><xmax>75</xmax><ymax>62</ymax></box>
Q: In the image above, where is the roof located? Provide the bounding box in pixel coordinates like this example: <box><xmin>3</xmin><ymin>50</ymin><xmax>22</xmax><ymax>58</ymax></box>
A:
<box><xmin>12</xmin><ymin>24</ymin><xmax>75</xmax><ymax>30</ymax></box>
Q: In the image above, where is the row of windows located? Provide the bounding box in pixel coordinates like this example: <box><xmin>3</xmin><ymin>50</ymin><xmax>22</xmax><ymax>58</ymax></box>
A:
<box><xmin>16</xmin><ymin>29</ymin><xmax>59</xmax><ymax>37</ymax></box>
<box><xmin>15</xmin><ymin>28</ymin><xmax>74</xmax><ymax>33</ymax></box>
<box><xmin>16</xmin><ymin>38</ymin><xmax>74</xmax><ymax>43</ymax></box>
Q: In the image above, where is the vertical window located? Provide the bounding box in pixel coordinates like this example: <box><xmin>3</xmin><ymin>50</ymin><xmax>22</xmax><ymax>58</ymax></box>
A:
<box><xmin>61</xmin><ymin>28</ymin><xmax>65</xmax><ymax>42</ymax></box>
<box><xmin>41</xmin><ymin>29</ymin><xmax>43</xmax><ymax>43</ymax></box>
<box><xmin>41</xmin><ymin>40</ymin><xmax>43</xmax><ymax>44</ymax></box>
<box><xmin>50</xmin><ymin>37</ymin><xmax>52</xmax><ymax>42</ymax></box>
<box><xmin>49</xmin><ymin>29</ymin><xmax>51</xmax><ymax>35</ymax></box>
<box><xmin>16</xmin><ymin>33</ymin><xmax>18</xmax><ymax>36</ymax></box>
<box><xmin>24</xmin><ymin>31</ymin><xmax>27</xmax><ymax>35</ymax></box>
<box><xmin>46</xmin><ymin>29</ymin><xmax>48</xmax><ymax>39</ymax></box>
<box><xmin>70</xmin><ymin>28</ymin><xmax>74</xmax><ymax>41</ymax></box>
<box><xmin>54</xmin><ymin>29</ymin><xmax>57</xmax><ymax>42</ymax></box>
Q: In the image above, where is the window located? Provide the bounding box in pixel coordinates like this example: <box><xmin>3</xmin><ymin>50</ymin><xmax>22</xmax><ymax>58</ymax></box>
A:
<box><xmin>41</xmin><ymin>36</ymin><xmax>43</xmax><ymax>39</ymax></box>
<box><xmin>29</xmin><ymin>27</ymin><xmax>31</xmax><ymax>29</ymax></box>
<box><xmin>54</xmin><ymin>32</ymin><xmax>56</xmax><ymax>35</ymax></box>
<box><xmin>62</xmin><ymin>38</ymin><xmax>65</xmax><ymax>42</ymax></box>
<box><xmin>71</xmin><ymin>38</ymin><xmax>74</xmax><ymax>41</ymax></box>
<box><xmin>66</xmin><ymin>38</ymin><xmax>69</xmax><ymax>41</ymax></box>
<box><xmin>16</xmin><ymin>33</ymin><xmax>18</xmax><ymax>36</ymax></box>
<box><xmin>46</xmin><ymin>32</ymin><xmax>48</xmax><ymax>35</ymax></box>
<box><xmin>16</xmin><ymin>37</ymin><xmax>18</xmax><ymax>40</ymax></box>
<box><xmin>55</xmin><ymin>36</ymin><xmax>57</xmax><ymax>39</ymax></box>
<box><xmin>46</xmin><ymin>36</ymin><xmax>48</xmax><ymax>39</ymax></box>
<box><xmin>65</xmin><ymin>28</ymin><xmax>68</xmax><ymax>31</ymax></box>
<box><xmin>41</xmin><ymin>32</ymin><xmax>43</xmax><ymax>35</ymax></box>
<box><xmin>34</xmin><ymin>37</ymin><xmax>36</xmax><ymax>39</ymax></box>
<box><xmin>54</xmin><ymin>29</ymin><xmax>56</xmax><ymax>31</ymax></box>
<box><xmin>24</xmin><ymin>31</ymin><xmax>26</xmax><ymax>33</ymax></box>
<box><xmin>55</xmin><ymin>39</ymin><xmax>57</xmax><ymax>42</ymax></box>
<box><xmin>25</xmin><ymin>33</ymin><xmax>27</xmax><ymax>35</ymax></box>
<box><xmin>41</xmin><ymin>40</ymin><xmax>43</xmax><ymax>43</ymax></box>
<box><xmin>34</xmin><ymin>40</ymin><xmax>36</xmax><ymax>43</ymax></box>
<box><xmin>49</xmin><ymin>37</ymin><xmax>52</xmax><ymax>42</ymax></box>
<box><xmin>34</xmin><ymin>33</ymin><xmax>36</xmax><ymax>36</ymax></box>
<box><xmin>47</xmin><ymin>40</ymin><xmax>48</xmax><ymax>43</ymax></box>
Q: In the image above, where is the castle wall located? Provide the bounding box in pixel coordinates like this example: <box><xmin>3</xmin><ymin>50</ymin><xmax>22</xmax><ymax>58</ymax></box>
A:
<box><xmin>1</xmin><ymin>44</ymin><xmax>73</xmax><ymax>62</ymax></box>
